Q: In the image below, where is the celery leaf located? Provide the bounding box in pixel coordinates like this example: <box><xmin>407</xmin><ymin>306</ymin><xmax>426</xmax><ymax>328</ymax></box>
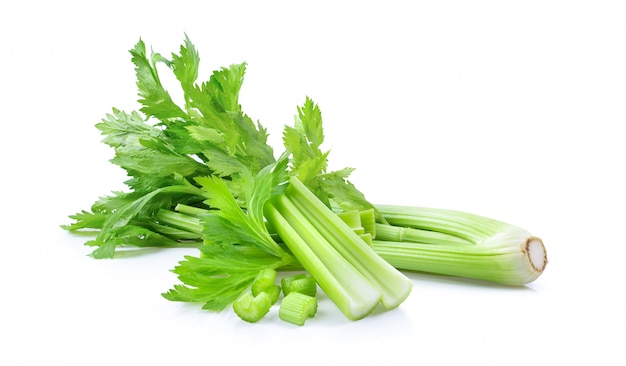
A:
<box><xmin>164</xmin><ymin>157</ymin><xmax>295</xmax><ymax>309</ymax></box>
<box><xmin>130</xmin><ymin>39</ymin><xmax>187</xmax><ymax>120</ymax></box>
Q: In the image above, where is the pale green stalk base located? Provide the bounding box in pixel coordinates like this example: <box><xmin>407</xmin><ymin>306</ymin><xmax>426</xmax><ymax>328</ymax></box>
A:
<box><xmin>373</xmin><ymin>205</ymin><xmax>547</xmax><ymax>285</ymax></box>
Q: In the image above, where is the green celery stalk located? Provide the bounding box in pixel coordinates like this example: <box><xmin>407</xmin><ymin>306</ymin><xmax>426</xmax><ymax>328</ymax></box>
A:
<box><xmin>373</xmin><ymin>205</ymin><xmax>547</xmax><ymax>285</ymax></box>
<box><xmin>155</xmin><ymin>204</ymin><xmax>547</xmax><ymax>286</ymax></box>
<box><xmin>156</xmin><ymin>209</ymin><xmax>204</xmax><ymax>234</ymax></box>
<box><xmin>265</xmin><ymin>198</ymin><xmax>381</xmax><ymax>320</ymax></box>
<box><xmin>285</xmin><ymin>178</ymin><xmax>413</xmax><ymax>309</ymax></box>
<box><xmin>265</xmin><ymin>177</ymin><xmax>412</xmax><ymax>320</ymax></box>
<box><xmin>336</xmin><ymin>210</ymin><xmax>364</xmax><ymax>233</ymax></box>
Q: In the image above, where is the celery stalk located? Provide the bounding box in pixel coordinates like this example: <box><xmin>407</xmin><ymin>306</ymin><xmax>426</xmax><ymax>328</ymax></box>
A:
<box><xmin>156</xmin><ymin>209</ymin><xmax>204</xmax><ymax>234</ymax></box>
<box><xmin>264</xmin><ymin>177</ymin><xmax>414</xmax><ymax>319</ymax></box>
<box><xmin>285</xmin><ymin>178</ymin><xmax>413</xmax><ymax>310</ymax></box>
<box><xmin>373</xmin><ymin>205</ymin><xmax>547</xmax><ymax>285</ymax></box>
<box><xmin>336</xmin><ymin>210</ymin><xmax>365</xmax><ymax>235</ymax></box>
<box><xmin>265</xmin><ymin>196</ymin><xmax>382</xmax><ymax>320</ymax></box>
<box><xmin>155</xmin><ymin>201</ymin><xmax>546</xmax><ymax>286</ymax></box>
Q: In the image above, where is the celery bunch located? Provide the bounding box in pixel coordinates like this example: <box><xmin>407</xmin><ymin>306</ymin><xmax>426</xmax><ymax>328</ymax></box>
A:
<box><xmin>63</xmin><ymin>36</ymin><xmax>547</xmax><ymax>325</ymax></box>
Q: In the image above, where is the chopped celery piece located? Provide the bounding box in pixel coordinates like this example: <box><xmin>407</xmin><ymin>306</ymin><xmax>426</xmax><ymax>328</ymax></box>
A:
<box><xmin>261</xmin><ymin>285</ymin><xmax>281</xmax><ymax>304</ymax></box>
<box><xmin>252</xmin><ymin>269</ymin><xmax>281</xmax><ymax>304</ymax></box>
<box><xmin>279</xmin><ymin>292</ymin><xmax>317</xmax><ymax>326</ymax></box>
<box><xmin>282</xmin><ymin>273</ymin><xmax>307</xmax><ymax>283</ymax></box>
<box><xmin>281</xmin><ymin>273</ymin><xmax>317</xmax><ymax>297</ymax></box>
<box><xmin>233</xmin><ymin>291</ymin><xmax>273</xmax><ymax>323</ymax></box>
<box><xmin>252</xmin><ymin>268</ymin><xmax>277</xmax><ymax>295</ymax></box>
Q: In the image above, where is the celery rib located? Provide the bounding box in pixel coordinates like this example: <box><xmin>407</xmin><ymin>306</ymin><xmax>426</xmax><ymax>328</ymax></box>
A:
<box><xmin>264</xmin><ymin>201</ymin><xmax>381</xmax><ymax>320</ymax></box>
<box><xmin>372</xmin><ymin>205</ymin><xmax>547</xmax><ymax>285</ymax></box>
<box><xmin>374</xmin><ymin>223</ymin><xmax>471</xmax><ymax>246</ymax></box>
<box><xmin>264</xmin><ymin>177</ymin><xmax>414</xmax><ymax>320</ymax></box>
<box><xmin>286</xmin><ymin>178</ymin><xmax>412</xmax><ymax>310</ymax></box>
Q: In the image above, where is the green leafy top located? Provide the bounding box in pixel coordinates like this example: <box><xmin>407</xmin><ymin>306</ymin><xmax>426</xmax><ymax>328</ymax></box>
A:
<box><xmin>129</xmin><ymin>35</ymin><xmax>275</xmax><ymax>180</ymax></box>
<box><xmin>282</xmin><ymin>97</ymin><xmax>383</xmax><ymax>221</ymax></box>
<box><xmin>195</xmin><ymin>154</ymin><xmax>289</xmax><ymax>258</ymax></box>
<box><xmin>67</xmin><ymin>36</ymin><xmax>280</xmax><ymax>257</ymax></box>
<box><xmin>283</xmin><ymin>97</ymin><xmax>329</xmax><ymax>188</ymax></box>
<box><xmin>163</xmin><ymin>156</ymin><xmax>296</xmax><ymax>310</ymax></box>
<box><xmin>65</xmin><ymin>35</ymin><xmax>381</xmax><ymax>259</ymax></box>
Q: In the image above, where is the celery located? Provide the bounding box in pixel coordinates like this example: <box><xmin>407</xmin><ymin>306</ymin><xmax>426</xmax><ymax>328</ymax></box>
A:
<box><xmin>63</xmin><ymin>36</ymin><xmax>548</xmax><ymax>326</ymax></box>
<box><xmin>279</xmin><ymin>292</ymin><xmax>317</xmax><ymax>326</ymax></box>
<box><xmin>265</xmin><ymin>177</ymin><xmax>413</xmax><ymax>320</ymax></box>
<box><xmin>154</xmin><ymin>204</ymin><xmax>546</xmax><ymax>286</ymax></box>
<box><xmin>336</xmin><ymin>210</ymin><xmax>364</xmax><ymax>234</ymax></box>
<box><xmin>285</xmin><ymin>178</ymin><xmax>413</xmax><ymax>309</ymax></box>
<box><xmin>252</xmin><ymin>269</ymin><xmax>281</xmax><ymax>304</ymax></box>
<box><xmin>281</xmin><ymin>273</ymin><xmax>317</xmax><ymax>297</ymax></box>
<box><xmin>265</xmin><ymin>199</ymin><xmax>381</xmax><ymax>320</ymax></box>
<box><xmin>156</xmin><ymin>209</ymin><xmax>204</xmax><ymax>234</ymax></box>
<box><xmin>337</xmin><ymin>209</ymin><xmax>375</xmax><ymax>245</ymax></box>
<box><xmin>358</xmin><ymin>209</ymin><xmax>377</xmax><ymax>238</ymax></box>
<box><xmin>373</xmin><ymin>205</ymin><xmax>547</xmax><ymax>285</ymax></box>
<box><xmin>233</xmin><ymin>291</ymin><xmax>273</xmax><ymax>323</ymax></box>
<box><xmin>358</xmin><ymin>233</ymin><xmax>373</xmax><ymax>246</ymax></box>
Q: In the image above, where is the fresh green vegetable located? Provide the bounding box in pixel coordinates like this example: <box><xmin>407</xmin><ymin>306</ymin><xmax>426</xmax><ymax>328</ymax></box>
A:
<box><xmin>233</xmin><ymin>291</ymin><xmax>273</xmax><ymax>323</ymax></box>
<box><xmin>265</xmin><ymin>176</ymin><xmax>412</xmax><ymax>319</ymax></box>
<box><xmin>251</xmin><ymin>268</ymin><xmax>281</xmax><ymax>303</ymax></box>
<box><xmin>279</xmin><ymin>292</ymin><xmax>318</xmax><ymax>326</ymax></box>
<box><xmin>373</xmin><ymin>205</ymin><xmax>547</xmax><ymax>285</ymax></box>
<box><xmin>160</xmin><ymin>156</ymin><xmax>296</xmax><ymax>312</ymax></box>
<box><xmin>156</xmin><ymin>202</ymin><xmax>546</xmax><ymax>287</ymax></box>
<box><xmin>63</xmin><ymin>36</ymin><xmax>547</xmax><ymax>325</ymax></box>
<box><xmin>281</xmin><ymin>273</ymin><xmax>317</xmax><ymax>298</ymax></box>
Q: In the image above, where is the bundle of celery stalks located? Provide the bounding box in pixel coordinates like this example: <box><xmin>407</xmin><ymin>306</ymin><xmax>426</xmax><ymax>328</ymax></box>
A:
<box><xmin>63</xmin><ymin>36</ymin><xmax>547</xmax><ymax>326</ymax></box>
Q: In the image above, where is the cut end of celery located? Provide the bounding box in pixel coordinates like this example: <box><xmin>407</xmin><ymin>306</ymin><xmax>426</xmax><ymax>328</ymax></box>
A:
<box><xmin>279</xmin><ymin>292</ymin><xmax>318</xmax><ymax>326</ymax></box>
<box><xmin>525</xmin><ymin>237</ymin><xmax>547</xmax><ymax>273</ymax></box>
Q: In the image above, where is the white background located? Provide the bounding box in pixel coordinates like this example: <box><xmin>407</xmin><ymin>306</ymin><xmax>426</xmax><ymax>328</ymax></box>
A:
<box><xmin>1</xmin><ymin>1</ymin><xmax>624</xmax><ymax>365</ymax></box>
